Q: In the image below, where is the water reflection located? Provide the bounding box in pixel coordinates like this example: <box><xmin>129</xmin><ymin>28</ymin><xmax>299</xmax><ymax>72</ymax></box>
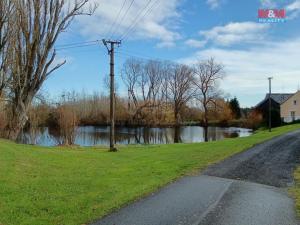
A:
<box><xmin>19</xmin><ymin>126</ymin><xmax>252</xmax><ymax>147</ymax></box>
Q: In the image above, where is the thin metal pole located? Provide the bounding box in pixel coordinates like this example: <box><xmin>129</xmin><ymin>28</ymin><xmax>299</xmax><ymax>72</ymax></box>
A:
<box><xmin>268</xmin><ymin>77</ymin><xmax>273</xmax><ymax>132</ymax></box>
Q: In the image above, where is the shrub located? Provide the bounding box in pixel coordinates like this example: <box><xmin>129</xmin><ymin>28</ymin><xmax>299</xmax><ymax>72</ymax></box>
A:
<box><xmin>245</xmin><ymin>110</ymin><xmax>263</xmax><ymax>129</ymax></box>
<box><xmin>53</xmin><ymin>105</ymin><xmax>78</xmax><ymax>146</ymax></box>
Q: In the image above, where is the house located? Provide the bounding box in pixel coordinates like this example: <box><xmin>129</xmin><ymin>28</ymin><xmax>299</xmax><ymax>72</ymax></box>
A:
<box><xmin>280</xmin><ymin>91</ymin><xmax>300</xmax><ymax>123</ymax></box>
<box><xmin>255</xmin><ymin>92</ymin><xmax>300</xmax><ymax>125</ymax></box>
<box><xmin>255</xmin><ymin>93</ymin><xmax>294</xmax><ymax>126</ymax></box>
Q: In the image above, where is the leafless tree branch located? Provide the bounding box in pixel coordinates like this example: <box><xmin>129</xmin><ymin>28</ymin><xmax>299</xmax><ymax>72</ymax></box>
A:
<box><xmin>4</xmin><ymin>0</ymin><xmax>97</xmax><ymax>140</ymax></box>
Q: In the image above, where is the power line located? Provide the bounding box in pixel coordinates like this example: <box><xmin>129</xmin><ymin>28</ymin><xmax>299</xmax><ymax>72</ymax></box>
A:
<box><xmin>55</xmin><ymin>42</ymin><xmax>100</xmax><ymax>51</ymax></box>
<box><xmin>54</xmin><ymin>0</ymin><xmax>159</xmax><ymax>51</ymax></box>
<box><xmin>120</xmin><ymin>0</ymin><xmax>160</xmax><ymax>41</ymax></box>
<box><xmin>55</xmin><ymin>40</ymin><xmax>100</xmax><ymax>48</ymax></box>
<box><xmin>55</xmin><ymin>47</ymin><xmax>106</xmax><ymax>54</ymax></box>
<box><xmin>106</xmin><ymin>0</ymin><xmax>128</xmax><ymax>38</ymax></box>
<box><xmin>129</xmin><ymin>0</ymin><xmax>161</xmax><ymax>39</ymax></box>
<box><xmin>119</xmin><ymin>0</ymin><xmax>153</xmax><ymax>40</ymax></box>
<box><xmin>116</xmin><ymin>50</ymin><xmax>152</xmax><ymax>60</ymax></box>
<box><xmin>109</xmin><ymin>0</ymin><xmax>135</xmax><ymax>39</ymax></box>
<box><xmin>116</xmin><ymin>50</ymin><xmax>173</xmax><ymax>62</ymax></box>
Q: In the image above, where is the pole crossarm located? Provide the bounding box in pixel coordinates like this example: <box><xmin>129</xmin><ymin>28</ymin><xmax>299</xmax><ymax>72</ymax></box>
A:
<box><xmin>102</xmin><ymin>39</ymin><xmax>121</xmax><ymax>54</ymax></box>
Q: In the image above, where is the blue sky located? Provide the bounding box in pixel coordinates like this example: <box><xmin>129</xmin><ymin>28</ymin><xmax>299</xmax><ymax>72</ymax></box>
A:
<box><xmin>45</xmin><ymin>0</ymin><xmax>300</xmax><ymax>107</ymax></box>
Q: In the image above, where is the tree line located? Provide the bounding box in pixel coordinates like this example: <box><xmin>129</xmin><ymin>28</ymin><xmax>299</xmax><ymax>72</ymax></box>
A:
<box><xmin>122</xmin><ymin>57</ymin><xmax>228</xmax><ymax>141</ymax></box>
<box><xmin>13</xmin><ymin>56</ymin><xmax>259</xmax><ymax>145</ymax></box>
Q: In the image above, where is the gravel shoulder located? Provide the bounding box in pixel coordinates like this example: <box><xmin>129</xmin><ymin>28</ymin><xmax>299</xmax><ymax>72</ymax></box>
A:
<box><xmin>203</xmin><ymin>129</ymin><xmax>300</xmax><ymax>187</ymax></box>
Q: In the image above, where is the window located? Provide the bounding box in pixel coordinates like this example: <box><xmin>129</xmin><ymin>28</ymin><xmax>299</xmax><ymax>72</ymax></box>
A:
<box><xmin>291</xmin><ymin>111</ymin><xmax>296</xmax><ymax>121</ymax></box>
<box><xmin>294</xmin><ymin>100</ymin><xmax>297</xmax><ymax>105</ymax></box>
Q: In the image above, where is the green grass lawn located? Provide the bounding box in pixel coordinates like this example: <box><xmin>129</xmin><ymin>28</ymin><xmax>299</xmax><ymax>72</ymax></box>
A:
<box><xmin>291</xmin><ymin>168</ymin><xmax>300</xmax><ymax>217</ymax></box>
<box><xmin>1</xmin><ymin>124</ymin><xmax>300</xmax><ymax>225</ymax></box>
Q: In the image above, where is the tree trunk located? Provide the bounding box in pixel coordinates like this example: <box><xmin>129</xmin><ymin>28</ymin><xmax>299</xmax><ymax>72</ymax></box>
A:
<box><xmin>174</xmin><ymin>106</ymin><xmax>180</xmax><ymax>126</ymax></box>
<box><xmin>174</xmin><ymin>126</ymin><xmax>181</xmax><ymax>143</ymax></box>
<box><xmin>203</xmin><ymin>126</ymin><xmax>208</xmax><ymax>142</ymax></box>
<box><xmin>6</xmin><ymin>99</ymin><xmax>30</xmax><ymax>140</ymax></box>
<box><xmin>203</xmin><ymin>105</ymin><xmax>208</xmax><ymax>142</ymax></box>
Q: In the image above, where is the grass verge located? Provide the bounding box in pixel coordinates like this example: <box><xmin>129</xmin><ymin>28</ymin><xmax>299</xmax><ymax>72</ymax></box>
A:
<box><xmin>290</xmin><ymin>168</ymin><xmax>300</xmax><ymax>217</ymax></box>
<box><xmin>1</xmin><ymin>124</ymin><xmax>300</xmax><ymax>225</ymax></box>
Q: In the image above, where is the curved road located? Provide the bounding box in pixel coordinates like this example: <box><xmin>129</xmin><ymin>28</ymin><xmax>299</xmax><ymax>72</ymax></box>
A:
<box><xmin>91</xmin><ymin>129</ymin><xmax>300</xmax><ymax>225</ymax></box>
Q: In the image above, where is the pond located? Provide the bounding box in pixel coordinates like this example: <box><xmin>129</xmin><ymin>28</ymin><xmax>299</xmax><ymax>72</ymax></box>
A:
<box><xmin>18</xmin><ymin>126</ymin><xmax>252</xmax><ymax>147</ymax></box>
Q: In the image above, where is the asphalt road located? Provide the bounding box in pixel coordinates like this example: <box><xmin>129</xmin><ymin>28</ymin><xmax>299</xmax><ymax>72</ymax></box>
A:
<box><xmin>91</xmin><ymin>129</ymin><xmax>300</xmax><ymax>225</ymax></box>
<box><xmin>203</xmin><ymin>129</ymin><xmax>300</xmax><ymax>187</ymax></box>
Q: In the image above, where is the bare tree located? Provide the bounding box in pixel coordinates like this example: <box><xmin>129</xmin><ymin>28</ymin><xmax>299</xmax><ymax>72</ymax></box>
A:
<box><xmin>5</xmin><ymin>0</ymin><xmax>96</xmax><ymax>140</ymax></box>
<box><xmin>143</xmin><ymin>60</ymin><xmax>163</xmax><ymax>121</ymax></box>
<box><xmin>0</xmin><ymin>0</ymin><xmax>13</xmax><ymax>97</ymax></box>
<box><xmin>167</xmin><ymin>63</ymin><xmax>194</xmax><ymax>126</ymax></box>
<box><xmin>122</xmin><ymin>58</ymin><xmax>163</xmax><ymax>124</ymax></box>
<box><xmin>122</xmin><ymin>58</ymin><xmax>143</xmax><ymax>120</ymax></box>
<box><xmin>143</xmin><ymin>60</ymin><xmax>163</xmax><ymax>105</ymax></box>
<box><xmin>193</xmin><ymin>58</ymin><xmax>225</xmax><ymax>141</ymax></box>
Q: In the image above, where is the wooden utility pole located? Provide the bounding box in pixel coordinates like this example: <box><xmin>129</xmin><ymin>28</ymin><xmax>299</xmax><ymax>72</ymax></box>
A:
<box><xmin>268</xmin><ymin>77</ymin><xmax>273</xmax><ymax>132</ymax></box>
<box><xmin>102</xmin><ymin>39</ymin><xmax>121</xmax><ymax>151</ymax></box>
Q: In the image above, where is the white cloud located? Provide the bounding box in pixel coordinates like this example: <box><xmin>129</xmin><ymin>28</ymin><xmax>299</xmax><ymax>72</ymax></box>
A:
<box><xmin>260</xmin><ymin>0</ymin><xmax>277</xmax><ymax>8</ymax></box>
<box><xmin>179</xmin><ymin>38</ymin><xmax>300</xmax><ymax>107</ymax></box>
<box><xmin>206</xmin><ymin>0</ymin><xmax>222</xmax><ymax>9</ymax></box>
<box><xmin>199</xmin><ymin>22</ymin><xmax>270</xmax><ymax>46</ymax></box>
<box><xmin>185</xmin><ymin>39</ymin><xmax>206</xmax><ymax>48</ymax></box>
<box><xmin>287</xmin><ymin>0</ymin><xmax>300</xmax><ymax>10</ymax></box>
<box><xmin>286</xmin><ymin>0</ymin><xmax>300</xmax><ymax>19</ymax></box>
<box><xmin>156</xmin><ymin>41</ymin><xmax>176</xmax><ymax>48</ymax></box>
<box><xmin>75</xmin><ymin>0</ymin><xmax>182</xmax><ymax>47</ymax></box>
